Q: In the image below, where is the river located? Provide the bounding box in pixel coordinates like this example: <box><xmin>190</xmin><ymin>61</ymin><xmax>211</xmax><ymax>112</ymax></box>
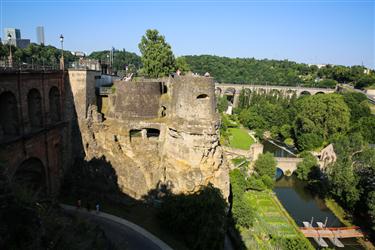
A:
<box><xmin>274</xmin><ymin>173</ymin><xmax>364</xmax><ymax>250</ymax></box>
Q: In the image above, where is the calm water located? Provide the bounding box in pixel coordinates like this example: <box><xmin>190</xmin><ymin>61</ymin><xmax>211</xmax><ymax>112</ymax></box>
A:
<box><xmin>263</xmin><ymin>139</ymin><xmax>297</xmax><ymax>158</ymax></box>
<box><xmin>274</xmin><ymin>174</ymin><xmax>364</xmax><ymax>250</ymax></box>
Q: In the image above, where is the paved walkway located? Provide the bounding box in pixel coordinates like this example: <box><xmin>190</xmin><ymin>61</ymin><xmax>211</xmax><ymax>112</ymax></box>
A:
<box><xmin>61</xmin><ymin>204</ymin><xmax>173</xmax><ymax>250</ymax></box>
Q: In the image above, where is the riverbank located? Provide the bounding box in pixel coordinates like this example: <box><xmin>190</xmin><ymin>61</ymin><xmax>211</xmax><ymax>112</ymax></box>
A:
<box><xmin>325</xmin><ymin>198</ymin><xmax>375</xmax><ymax>250</ymax></box>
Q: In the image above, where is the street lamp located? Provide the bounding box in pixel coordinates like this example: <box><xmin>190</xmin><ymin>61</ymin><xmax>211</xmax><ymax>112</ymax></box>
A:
<box><xmin>7</xmin><ymin>33</ymin><xmax>13</xmax><ymax>67</ymax></box>
<box><xmin>59</xmin><ymin>34</ymin><xmax>64</xmax><ymax>70</ymax></box>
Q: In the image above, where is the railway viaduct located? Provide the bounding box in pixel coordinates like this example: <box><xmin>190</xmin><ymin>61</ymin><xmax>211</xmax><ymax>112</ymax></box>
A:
<box><xmin>215</xmin><ymin>83</ymin><xmax>336</xmax><ymax>107</ymax></box>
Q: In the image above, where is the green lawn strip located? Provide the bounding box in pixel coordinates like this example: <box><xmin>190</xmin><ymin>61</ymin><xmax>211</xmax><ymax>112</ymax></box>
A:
<box><xmin>325</xmin><ymin>198</ymin><xmax>375</xmax><ymax>249</ymax></box>
<box><xmin>368</xmin><ymin>101</ymin><xmax>375</xmax><ymax>115</ymax></box>
<box><xmin>227</xmin><ymin>128</ymin><xmax>255</xmax><ymax>150</ymax></box>
<box><xmin>325</xmin><ymin>198</ymin><xmax>353</xmax><ymax>227</ymax></box>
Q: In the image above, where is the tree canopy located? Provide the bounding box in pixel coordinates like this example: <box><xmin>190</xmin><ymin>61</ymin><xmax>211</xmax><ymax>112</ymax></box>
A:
<box><xmin>182</xmin><ymin>55</ymin><xmax>375</xmax><ymax>88</ymax></box>
<box><xmin>138</xmin><ymin>29</ymin><xmax>176</xmax><ymax>78</ymax></box>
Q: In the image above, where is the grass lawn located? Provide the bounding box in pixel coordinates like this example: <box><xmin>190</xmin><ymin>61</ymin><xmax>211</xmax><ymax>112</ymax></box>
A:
<box><xmin>227</xmin><ymin>128</ymin><xmax>254</xmax><ymax>150</ymax></box>
<box><xmin>368</xmin><ymin>101</ymin><xmax>375</xmax><ymax>115</ymax></box>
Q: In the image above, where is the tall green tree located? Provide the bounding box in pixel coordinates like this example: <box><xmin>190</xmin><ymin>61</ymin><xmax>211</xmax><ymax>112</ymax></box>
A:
<box><xmin>138</xmin><ymin>29</ymin><xmax>176</xmax><ymax>78</ymax></box>
<box><xmin>254</xmin><ymin>153</ymin><xmax>277</xmax><ymax>180</ymax></box>
<box><xmin>294</xmin><ymin>94</ymin><xmax>350</xmax><ymax>149</ymax></box>
<box><xmin>296</xmin><ymin>152</ymin><xmax>318</xmax><ymax>181</ymax></box>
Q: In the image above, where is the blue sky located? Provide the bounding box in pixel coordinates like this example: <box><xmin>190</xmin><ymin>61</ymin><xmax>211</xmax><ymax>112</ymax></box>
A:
<box><xmin>1</xmin><ymin>0</ymin><xmax>374</xmax><ymax>68</ymax></box>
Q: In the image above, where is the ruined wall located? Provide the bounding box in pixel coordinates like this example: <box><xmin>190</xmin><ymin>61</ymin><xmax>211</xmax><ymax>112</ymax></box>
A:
<box><xmin>107</xmin><ymin>81</ymin><xmax>162</xmax><ymax>119</ymax></box>
<box><xmin>77</xmin><ymin>74</ymin><xmax>229</xmax><ymax>199</ymax></box>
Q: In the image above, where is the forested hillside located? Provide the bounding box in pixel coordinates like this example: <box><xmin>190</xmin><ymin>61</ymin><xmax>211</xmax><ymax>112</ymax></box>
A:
<box><xmin>183</xmin><ymin>55</ymin><xmax>375</xmax><ymax>88</ymax></box>
<box><xmin>88</xmin><ymin>49</ymin><xmax>142</xmax><ymax>73</ymax></box>
<box><xmin>2</xmin><ymin>42</ymin><xmax>374</xmax><ymax>89</ymax></box>
<box><xmin>0</xmin><ymin>43</ymin><xmax>77</xmax><ymax>67</ymax></box>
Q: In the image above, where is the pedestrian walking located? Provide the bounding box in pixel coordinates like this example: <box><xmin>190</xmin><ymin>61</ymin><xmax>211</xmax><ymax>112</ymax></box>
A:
<box><xmin>77</xmin><ymin>199</ymin><xmax>81</xmax><ymax>209</ymax></box>
<box><xmin>96</xmin><ymin>203</ymin><xmax>100</xmax><ymax>214</ymax></box>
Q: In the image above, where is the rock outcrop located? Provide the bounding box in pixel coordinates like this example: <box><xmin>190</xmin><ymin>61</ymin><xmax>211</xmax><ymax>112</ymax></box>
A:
<box><xmin>76</xmin><ymin>75</ymin><xmax>229</xmax><ymax>199</ymax></box>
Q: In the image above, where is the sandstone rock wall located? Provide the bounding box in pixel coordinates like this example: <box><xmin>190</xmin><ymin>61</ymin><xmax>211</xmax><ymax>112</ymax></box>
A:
<box><xmin>71</xmin><ymin>73</ymin><xmax>229</xmax><ymax>199</ymax></box>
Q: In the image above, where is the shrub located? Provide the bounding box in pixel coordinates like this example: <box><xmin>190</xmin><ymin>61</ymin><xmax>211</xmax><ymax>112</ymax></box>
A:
<box><xmin>247</xmin><ymin>176</ymin><xmax>267</xmax><ymax>191</ymax></box>
<box><xmin>284</xmin><ymin>138</ymin><xmax>294</xmax><ymax>146</ymax></box>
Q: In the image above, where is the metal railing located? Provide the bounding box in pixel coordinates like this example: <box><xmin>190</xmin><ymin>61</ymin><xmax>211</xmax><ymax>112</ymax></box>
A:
<box><xmin>0</xmin><ymin>61</ymin><xmax>60</xmax><ymax>71</ymax></box>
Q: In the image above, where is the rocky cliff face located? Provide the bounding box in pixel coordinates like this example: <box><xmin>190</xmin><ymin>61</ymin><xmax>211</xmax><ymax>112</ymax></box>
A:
<box><xmin>78</xmin><ymin>75</ymin><xmax>229</xmax><ymax>199</ymax></box>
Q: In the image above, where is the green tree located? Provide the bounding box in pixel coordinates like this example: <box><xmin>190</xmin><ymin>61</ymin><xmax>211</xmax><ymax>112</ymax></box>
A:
<box><xmin>353</xmin><ymin>116</ymin><xmax>375</xmax><ymax>144</ymax></box>
<box><xmin>159</xmin><ymin>184</ymin><xmax>227</xmax><ymax>250</ymax></box>
<box><xmin>217</xmin><ymin>96</ymin><xmax>229</xmax><ymax>113</ymax></box>
<box><xmin>295</xmin><ymin>133</ymin><xmax>324</xmax><ymax>151</ymax></box>
<box><xmin>368</xmin><ymin>191</ymin><xmax>375</xmax><ymax>231</ymax></box>
<box><xmin>230</xmin><ymin>169</ymin><xmax>255</xmax><ymax>228</ymax></box>
<box><xmin>138</xmin><ymin>29</ymin><xmax>176</xmax><ymax>78</ymax></box>
<box><xmin>328</xmin><ymin>159</ymin><xmax>360</xmax><ymax>209</ymax></box>
<box><xmin>355</xmin><ymin>75</ymin><xmax>375</xmax><ymax>89</ymax></box>
<box><xmin>254</xmin><ymin>152</ymin><xmax>277</xmax><ymax>180</ymax></box>
<box><xmin>175</xmin><ymin>56</ymin><xmax>190</xmax><ymax>73</ymax></box>
<box><xmin>341</xmin><ymin>92</ymin><xmax>371</xmax><ymax>122</ymax></box>
<box><xmin>294</xmin><ymin>94</ymin><xmax>350</xmax><ymax>148</ymax></box>
<box><xmin>316</xmin><ymin>79</ymin><xmax>338</xmax><ymax>88</ymax></box>
<box><xmin>296</xmin><ymin>152</ymin><xmax>318</xmax><ymax>181</ymax></box>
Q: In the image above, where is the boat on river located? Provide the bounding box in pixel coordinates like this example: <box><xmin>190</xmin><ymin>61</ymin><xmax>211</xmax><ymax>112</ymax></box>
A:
<box><xmin>317</xmin><ymin>221</ymin><xmax>344</xmax><ymax>248</ymax></box>
<box><xmin>303</xmin><ymin>221</ymin><xmax>329</xmax><ymax>247</ymax></box>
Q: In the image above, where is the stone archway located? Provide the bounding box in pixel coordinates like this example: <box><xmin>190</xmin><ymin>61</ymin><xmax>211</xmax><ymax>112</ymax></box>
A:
<box><xmin>0</xmin><ymin>91</ymin><xmax>19</xmax><ymax>136</ymax></box>
<box><xmin>224</xmin><ymin>87</ymin><xmax>236</xmax><ymax>104</ymax></box>
<box><xmin>27</xmin><ymin>88</ymin><xmax>43</xmax><ymax>129</ymax></box>
<box><xmin>300</xmin><ymin>90</ymin><xmax>311</xmax><ymax>96</ymax></box>
<box><xmin>215</xmin><ymin>87</ymin><xmax>222</xmax><ymax>96</ymax></box>
<box><xmin>49</xmin><ymin>86</ymin><xmax>61</xmax><ymax>123</ymax></box>
<box><xmin>12</xmin><ymin>157</ymin><xmax>47</xmax><ymax>195</ymax></box>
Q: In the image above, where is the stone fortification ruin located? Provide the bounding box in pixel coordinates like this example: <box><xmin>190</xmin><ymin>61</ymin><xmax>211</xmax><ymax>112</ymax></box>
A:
<box><xmin>0</xmin><ymin>69</ymin><xmax>229</xmax><ymax>201</ymax></box>
<box><xmin>69</xmin><ymin>71</ymin><xmax>229</xmax><ymax>199</ymax></box>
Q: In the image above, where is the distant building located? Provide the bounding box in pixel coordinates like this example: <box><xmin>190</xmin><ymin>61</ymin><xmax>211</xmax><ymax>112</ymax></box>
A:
<box><xmin>308</xmin><ymin>64</ymin><xmax>327</xmax><ymax>69</ymax></box>
<box><xmin>16</xmin><ymin>39</ymin><xmax>31</xmax><ymax>49</ymax></box>
<box><xmin>3</xmin><ymin>27</ymin><xmax>30</xmax><ymax>48</ymax></box>
<box><xmin>3</xmin><ymin>28</ymin><xmax>21</xmax><ymax>46</ymax></box>
<box><xmin>71</xmin><ymin>51</ymin><xmax>86</xmax><ymax>57</ymax></box>
<box><xmin>36</xmin><ymin>26</ymin><xmax>45</xmax><ymax>45</ymax></box>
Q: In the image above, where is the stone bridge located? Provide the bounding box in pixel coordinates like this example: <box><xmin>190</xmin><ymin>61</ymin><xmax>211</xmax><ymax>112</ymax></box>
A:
<box><xmin>223</xmin><ymin>144</ymin><xmax>303</xmax><ymax>175</ymax></box>
<box><xmin>0</xmin><ymin>69</ymin><xmax>69</xmax><ymax>195</ymax></box>
<box><xmin>275</xmin><ymin>157</ymin><xmax>303</xmax><ymax>175</ymax></box>
<box><xmin>215</xmin><ymin>83</ymin><xmax>336</xmax><ymax>107</ymax></box>
<box><xmin>0</xmin><ymin>68</ymin><xmax>97</xmax><ymax>196</ymax></box>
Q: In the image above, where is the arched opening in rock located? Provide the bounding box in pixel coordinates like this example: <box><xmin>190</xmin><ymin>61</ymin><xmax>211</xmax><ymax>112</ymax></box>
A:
<box><xmin>129</xmin><ymin>129</ymin><xmax>142</xmax><ymax>142</ymax></box>
<box><xmin>300</xmin><ymin>91</ymin><xmax>311</xmax><ymax>96</ymax></box>
<box><xmin>27</xmin><ymin>88</ymin><xmax>43</xmax><ymax>129</ymax></box>
<box><xmin>49</xmin><ymin>86</ymin><xmax>61</xmax><ymax>123</ymax></box>
<box><xmin>197</xmin><ymin>94</ymin><xmax>209</xmax><ymax>99</ymax></box>
<box><xmin>146</xmin><ymin>128</ymin><xmax>160</xmax><ymax>138</ymax></box>
<box><xmin>160</xmin><ymin>106</ymin><xmax>166</xmax><ymax>117</ymax></box>
<box><xmin>0</xmin><ymin>91</ymin><xmax>19</xmax><ymax>136</ymax></box>
<box><xmin>160</xmin><ymin>82</ymin><xmax>168</xmax><ymax>94</ymax></box>
<box><xmin>12</xmin><ymin>157</ymin><xmax>47</xmax><ymax>196</ymax></box>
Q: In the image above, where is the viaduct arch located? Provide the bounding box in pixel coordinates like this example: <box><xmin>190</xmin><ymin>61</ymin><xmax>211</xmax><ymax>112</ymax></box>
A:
<box><xmin>0</xmin><ymin>70</ymin><xmax>67</xmax><ymax>195</ymax></box>
<box><xmin>215</xmin><ymin>83</ymin><xmax>336</xmax><ymax>107</ymax></box>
